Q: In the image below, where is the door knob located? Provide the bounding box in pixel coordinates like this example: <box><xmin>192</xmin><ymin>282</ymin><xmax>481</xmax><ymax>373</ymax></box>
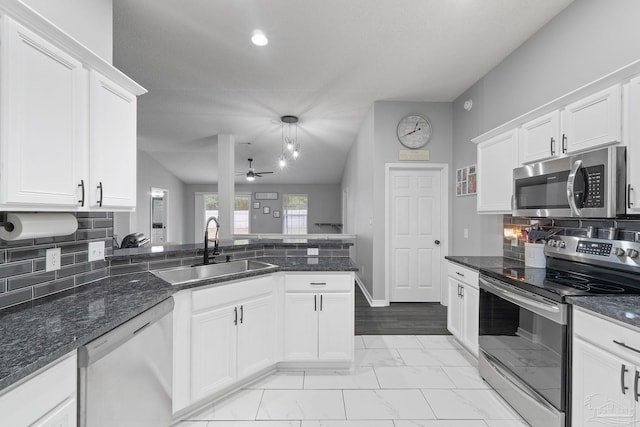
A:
<box><xmin>434</xmin><ymin>240</ymin><xmax>440</xmax><ymax>246</ymax></box>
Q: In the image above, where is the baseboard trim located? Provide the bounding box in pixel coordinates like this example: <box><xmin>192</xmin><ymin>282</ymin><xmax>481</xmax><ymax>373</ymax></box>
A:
<box><xmin>356</xmin><ymin>275</ymin><xmax>388</xmax><ymax>307</ymax></box>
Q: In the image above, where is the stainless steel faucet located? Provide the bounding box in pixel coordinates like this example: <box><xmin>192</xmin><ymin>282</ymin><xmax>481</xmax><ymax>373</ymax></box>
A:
<box><xmin>203</xmin><ymin>216</ymin><xmax>220</xmax><ymax>264</ymax></box>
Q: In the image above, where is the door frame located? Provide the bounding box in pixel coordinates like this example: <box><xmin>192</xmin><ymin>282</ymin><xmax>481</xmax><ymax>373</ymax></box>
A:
<box><xmin>384</xmin><ymin>162</ymin><xmax>449</xmax><ymax>304</ymax></box>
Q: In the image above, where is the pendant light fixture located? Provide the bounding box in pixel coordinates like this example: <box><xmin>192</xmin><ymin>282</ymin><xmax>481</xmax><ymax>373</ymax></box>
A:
<box><xmin>279</xmin><ymin>115</ymin><xmax>300</xmax><ymax>169</ymax></box>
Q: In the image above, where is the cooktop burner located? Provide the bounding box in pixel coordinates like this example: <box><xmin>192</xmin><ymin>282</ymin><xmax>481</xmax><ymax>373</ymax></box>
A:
<box><xmin>486</xmin><ymin>259</ymin><xmax>640</xmax><ymax>300</ymax></box>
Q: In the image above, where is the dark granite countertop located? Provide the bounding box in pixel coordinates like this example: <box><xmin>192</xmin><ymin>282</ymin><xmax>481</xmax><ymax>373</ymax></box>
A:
<box><xmin>109</xmin><ymin>238</ymin><xmax>354</xmax><ymax>261</ymax></box>
<box><xmin>445</xmin><ymin>256</ymin><xmax>526</xmax><ymax>271</ymax></box>
<box><xmin>448</xmin><ymin>256</ymin><xmax>640</xmax><ymax>326</ymax></box>
<box><xmin>0</xmin><ymin>256</ymin><xmax>357</xmax><ymax>392</ymax></box>
<box><xmin>568</xmin><ymin>296</ymin><xmax>640</xmax><ymax>329</ymax></box>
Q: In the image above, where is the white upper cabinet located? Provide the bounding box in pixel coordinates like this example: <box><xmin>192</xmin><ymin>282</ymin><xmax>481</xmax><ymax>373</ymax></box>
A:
<box><xmin>0</xmin><ymin>16</ymin><xmax>87</xmax><ymax>209</ymax></box>
<box><xmin>519</xmin><ymin>110</ymin><xmax>561</xmax><ymax>164</ymax></box>
<box><xmin>0</xmin><ymin>8</ymin><xmax>145</xmax><ymax>211</ymax></box>
<box><xmin>476</xmin><ymin>129</ymin><xmax>518</xmax><ymax>213</ymax></box>
<box><xmin>561</xmin><ymin>84</ymin><xmax>621</xmax><ymax>154</ymax></box>
<box><xmin>89</xmin><ymin>71</ymin><xmax>137</xmax><ymax>209</ymax></box>
<box><xmin>624</xmin><ymin>76</ymin><xmax>640</xmax><ymax>214</ymax></box>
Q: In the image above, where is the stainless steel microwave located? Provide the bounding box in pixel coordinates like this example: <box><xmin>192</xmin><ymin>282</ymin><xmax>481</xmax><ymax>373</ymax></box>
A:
<box><xmin>513</xmin><ymin>146</ymin><xmax>626</xmax><ymax>218</ymax></box>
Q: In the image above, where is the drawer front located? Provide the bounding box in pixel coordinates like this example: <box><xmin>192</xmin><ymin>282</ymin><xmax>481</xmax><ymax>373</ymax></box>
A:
<box><xmin>447</xmin><ymin>262</ymin><xmax>479</xmax><ymax>288</ymax></box>
<box><xmin>285</xmin><ymin>273</ymin><xmax>353</xmax><ymax>292</ymax></box>
<box><xmin>574</xmin><ymin>308</ymin><xmax>640</xmax><ymax>365</ymax></box>
<box><xmin>192</xmin><ymin>275</ymin><xmax>274</xmax><ymax>312</ymax></box>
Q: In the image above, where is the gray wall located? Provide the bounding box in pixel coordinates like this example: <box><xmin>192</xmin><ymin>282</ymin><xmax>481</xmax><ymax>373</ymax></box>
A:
<box><xmin>21</xmin><ymin>0</ymin><xmax>113</xmax><ymax>63</ymax></box>
<box><xmin>343</xmin><ymin>101</ymin><xmax>453</xmax><ymax>300</ymax></box>
<box><xmin>117</xmin><ymin>151</ymin><xmax>187</xmax><ymax>245</ymax></box>
<box><xmin>184</xmin><ymin>183</ymin><xmax>342</xmax><ymax>243</ymax></box>
<box><xmin>451</xmin><ymin>0</ymin><xmax>640</xmax><ymax>256</ymax></box>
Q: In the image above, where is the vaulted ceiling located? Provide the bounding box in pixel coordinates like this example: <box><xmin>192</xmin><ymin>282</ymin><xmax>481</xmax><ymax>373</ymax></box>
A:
<box><xmin>113</xmin><ymin>0</ymin><xmax>573</xmax><ymax>184</ymax></box>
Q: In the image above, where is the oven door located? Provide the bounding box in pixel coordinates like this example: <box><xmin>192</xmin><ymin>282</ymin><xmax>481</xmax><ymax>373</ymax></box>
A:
<box><xmin>478</xmin><ymin>274</ymin><xmax>568</xmax><ymax>425</ymax></box>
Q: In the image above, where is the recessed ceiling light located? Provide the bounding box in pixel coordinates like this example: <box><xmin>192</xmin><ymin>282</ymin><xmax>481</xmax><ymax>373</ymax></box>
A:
<box><xmin>251</xmin><ymin>30</ymin><xmax>268</xmax><ymax>47</ymax></box>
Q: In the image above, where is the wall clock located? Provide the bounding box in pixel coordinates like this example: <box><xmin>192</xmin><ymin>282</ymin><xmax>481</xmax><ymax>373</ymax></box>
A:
<box><xmin>396</xmin><ymin>114</ymin><xmax>432</xmax><ymax>149</ymax></box>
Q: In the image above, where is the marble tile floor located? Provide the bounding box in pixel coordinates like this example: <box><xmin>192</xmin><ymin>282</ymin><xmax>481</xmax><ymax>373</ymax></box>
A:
<box><xmin>176</xmin><ymin>335</ymin><xmax>529</xmax><ymax>427</ymax></box>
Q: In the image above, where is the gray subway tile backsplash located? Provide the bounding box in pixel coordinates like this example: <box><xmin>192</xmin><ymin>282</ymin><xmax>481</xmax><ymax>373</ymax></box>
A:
<box><xmin>0</xmin><ymin>212</ymin><xmax>113</xmax><ymax>310</ymax></box>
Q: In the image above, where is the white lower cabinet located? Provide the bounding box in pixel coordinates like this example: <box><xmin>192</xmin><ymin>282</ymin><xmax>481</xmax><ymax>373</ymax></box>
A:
<box><xmin>446</xmin><ymin>262</ymin><xmax>479</xmax><ymax>357</ymax></box>
<box><xmin>173</xmin><ymin>275</ymin><xmax>275</xmax><ymax>413</ymax></box>
<box><xmin>0</xmin><ymin>351</ymin><xmax>77</xmax><ymax>427</ymax></box>
<box><xmin>283</xmin><ymin>273</ymin><xmax>354</xmax><ymax>363</ymax></box>
<box><xmin>572</xmin><ymin>308</ymin><xmax>640</xmax><ymax>426</ymax></box>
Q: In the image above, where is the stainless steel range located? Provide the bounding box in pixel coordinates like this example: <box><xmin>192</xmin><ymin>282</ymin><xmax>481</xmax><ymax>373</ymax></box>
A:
<box><xmin>478</xmin><ymin>234</ymin><xmax>640</xmax><ymax>427</ymax></box>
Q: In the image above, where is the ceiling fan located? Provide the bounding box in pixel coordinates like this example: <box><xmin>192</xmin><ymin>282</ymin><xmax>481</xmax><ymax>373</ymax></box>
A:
<box><xmin>237</xmin><ymin>158</ymin><xmax>274</xmax><ymax>181</ymax></box>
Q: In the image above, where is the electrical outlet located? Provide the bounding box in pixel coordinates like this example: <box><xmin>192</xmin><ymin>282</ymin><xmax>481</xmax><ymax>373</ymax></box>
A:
<box><xmin>46</xmin><ymin>248</ymin><xmax>61</xmax><ymax>272</ymax></box>
<box><xmin>463</xmin><ymin>228</ymin><xmax>469</xmax><ymax>239</ymax></box>
<box><xmin>511</xmin><ymin>238</ymin><xmax>519</xmax><ymax>247</ymax></box>
<box><xmin>88</xmin><ymin>241</ymin><xmax>105</xmax><ymax>262</ymax></box>
<box><xmin>307</xmin><ymin>247</ymin><xmax>319</xmax><ymax>256</ymax></box>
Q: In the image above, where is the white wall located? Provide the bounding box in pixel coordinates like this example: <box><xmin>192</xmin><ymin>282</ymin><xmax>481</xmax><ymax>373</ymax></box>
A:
<box><xmin>127</xmin><ymin>151</ymin><xmax>187</xmax><ymax>244</ymax></box>
<box><xmin>451</xmin><ymin>0</ymin><xmax>640</xmax><ymax>256</ymax></box>
<box><xmin>20</xmin><ymin>0</ymin><xmax>113</xmax><ymax>63</ymax></box>
<box><xmin>184</xmin><ymin>183</ymin><xmax>343</xmax><ymax>243</ymax></box>
<box><xmin>343</xmin><ymin>101</ymin><xmax>453</xmax><ymax>301</ymax></box>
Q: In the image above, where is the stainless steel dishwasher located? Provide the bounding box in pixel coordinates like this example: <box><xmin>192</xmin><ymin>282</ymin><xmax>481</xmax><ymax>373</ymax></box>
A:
<box><xmin>78</xmin><ymin>297</ymin><xmax>174</xmax><ymax>427</ymax></box>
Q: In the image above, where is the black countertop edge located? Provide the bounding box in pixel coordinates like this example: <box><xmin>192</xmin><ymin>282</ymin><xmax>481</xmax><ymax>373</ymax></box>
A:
<box><xmin>445</xmin><ymin>256</ymin><xmax>526</xmax><ymax>271</ymax></box>
<box><xmin>568</xmin><ymin>295</ymin><xmax>640</xmax><ymax>329</ymax></box>
<box><xmin>0</xmin><ymin>257</ymin><xmax>357</xmax><ymax>392</ymax></box>
<box><xmin>109</xmin><ymin>239</ymin><xmax>355</xmax><ymax>260</ymax></box>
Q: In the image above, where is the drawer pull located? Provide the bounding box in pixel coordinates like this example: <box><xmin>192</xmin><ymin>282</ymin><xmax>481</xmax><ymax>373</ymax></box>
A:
<box><xmin>622</xmin><ymin>364</ymin><xmax>629</xmax><ymax>394</ymax></box>
<box><xmin>614</xmin><ymin>340</ymin><xmax>640</xmax><ymax>354</ymax></box>
<box><xmin>310</xmin><ymin>282</ymin><xmax>327</xmax><ymax>286</ymax></box>
<box><xmin>455</xmin><ymin>272</ymin><xmax>465</xmax><ymax>277</ymax></box>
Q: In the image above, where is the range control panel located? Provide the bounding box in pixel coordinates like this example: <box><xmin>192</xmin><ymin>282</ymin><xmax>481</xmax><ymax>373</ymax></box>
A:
<box><xmin>576</xmin><ymin>241</ymin><xmax>613</xmax><ymax>257</ymax></box>
<box><xmin>545</xmin><ymin>235</ymin><xmax>640</xmax><ymax>271</ymax></box>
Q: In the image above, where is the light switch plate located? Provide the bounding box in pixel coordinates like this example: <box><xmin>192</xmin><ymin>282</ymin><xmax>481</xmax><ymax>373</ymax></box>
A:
<box><xmin>307</xmin><ymin>248</ymin><xmax>319</xmax><ymax>256</ymax></box>
<box><xmin>88</xmin><ymin>241</ymin><xmax>105</xmax><ymax>262</ymax></box>
<box><xmin>45</xmin><ymin>248</ymin><xmax>61</xmax><ymax>272</ymax></box>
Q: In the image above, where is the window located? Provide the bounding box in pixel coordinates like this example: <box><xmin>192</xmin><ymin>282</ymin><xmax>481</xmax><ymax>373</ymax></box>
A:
<box><xmin>283</xmin><ymin>194</ymin><xmax>308</xmax><ymax>234</ymax></box>
<box><xmin>203</xmin><ymin>193</ymin><xmax>250</xmax><ymax>235</ymax></box>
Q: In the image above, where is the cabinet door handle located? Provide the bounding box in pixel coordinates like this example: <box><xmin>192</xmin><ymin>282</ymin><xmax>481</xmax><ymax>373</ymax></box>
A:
<box><xmin>613</xmin><ymin>340</ymin><xmax>640</xmax><ymax>354</ymax></box>
<box><xmin>621</xmin><ymin>364</ymin><xmax>629</xmax><ymax>394</ymax></box>
<box><xmin>629</xmin><ymin>184</ymin><xmax>634</xmax><ymax>208</ymax></box>
<box><xmin>240</xmin><ymin>305</ymin><xmax>244</xmax><ymax>324</ymax></box>
<box><xmin>635</xmin><ymin>370</ymin><xmax>640</xmax><ymax>402</ymax></box>
<box><xmin>550</xmin><ymin>137</ymin><xmax>555</xmax><ymax>156</ymax></box>
<box><xmin>78</xmin><ymin>180</ymin><xmax>85</xmax><ymax>207</ymax></box>
<box><xmin>561</xmin><ymin>134</ymin><xmax>567</xmax><ymax>153</ymax></box>
<box><xmin>314</xmin><ymin>295</ymin><xmax>317</xmax><ymax>311</ymax></box>
<box><xmin>460</xmin><ymin>285</ymin><xmax>464</xmax><ymax>297</ymax></box>
<box><xmin>455</xmin><ymin>272</ymin><xmax>465</xmax><ymax>278</ymax></box>
<box><xmin>97</xmin><ymin>182</ymin><xmax>103</xmax><ymax>207</ymax></box>
<box><xmin>234</xmin><ymin>306</ymin><xmax>238</xmax><ymax>325</ymax></box>
<box><xmin>457</xmin><ymin>284</ymin><xmax>461</xmax><ymax>297</ymax></box>
<box><xmin>320</xmin><ymin>294</ymin><xmax>323</xmax><ymax>311</ymax></box>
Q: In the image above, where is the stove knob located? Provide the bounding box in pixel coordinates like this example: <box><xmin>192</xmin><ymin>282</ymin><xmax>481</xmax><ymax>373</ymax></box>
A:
<box><xmin>614</xmin><ymin>247</ymin><xmax>626</xmax><ymax>256</ymax></box>
<box><xmin>627</xmin><ymin>249</ymin><xmax>639</xmax><ymax>259</ymax></box>
<box><xmin>559</xmin><ymin>241</ymin><xmax>567</xmax><ymax>249</ymax></box>
<box><xmin>550</xmin><ymin>240</ymin><xmax>558</xmax><ymax>247</ymax></box>
<box><xmin>547</xmin><ymin>240</ymin><xmax>554</xmax><ymax>246</ymax></box>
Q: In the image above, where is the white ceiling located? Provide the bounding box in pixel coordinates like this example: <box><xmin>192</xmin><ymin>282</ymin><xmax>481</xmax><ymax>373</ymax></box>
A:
<box><xmin>113</xmin><ymin>0</ymin><xmax>573</xmax><ymax>185</ymax></box>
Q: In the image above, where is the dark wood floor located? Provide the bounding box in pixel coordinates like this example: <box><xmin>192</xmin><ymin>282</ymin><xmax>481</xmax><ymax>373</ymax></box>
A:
<box><xmin>354</xmin><ymin>284</ymin><xmax>450</xmax><ymax>335</ymax></box>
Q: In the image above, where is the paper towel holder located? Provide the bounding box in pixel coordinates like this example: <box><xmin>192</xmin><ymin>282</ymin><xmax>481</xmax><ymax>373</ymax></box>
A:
<box><xmin>0</xmin><ymin>213</ymin><xmax>15</xmax><ymax>232</ymax></box>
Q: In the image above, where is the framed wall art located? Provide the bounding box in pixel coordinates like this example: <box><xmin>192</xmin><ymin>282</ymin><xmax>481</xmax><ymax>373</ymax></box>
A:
<box><xmin>456</xmin><ymin>164</ymin><xmax>477</xmax><ymax>196</ymax></box>
<box><xmin>263</xmin><ymin>206</ymin><xmax>271</xmax><ymax>214</ymax></box>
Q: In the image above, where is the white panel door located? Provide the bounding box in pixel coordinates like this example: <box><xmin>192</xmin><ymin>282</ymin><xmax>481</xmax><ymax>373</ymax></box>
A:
<box><xmin>283</xmin><ymin>293</ymin><xmax>318</xmax><ymax>360</ymax></box>
<box><xmin>389</xmin><ymin>168</ymin><xmax>442</xmax><ymax>302</ymax></box>
<box><xmin>318</xmin><ymin>293</ymin><xmax>353</xmax><ymax>360</ymax></box>
<box><xmin>236</xmin><ymin>295</ymin><xmax>275</xmax><ymax>378</ymax></box>
<box><xmin>519</xmin><ymin>110</ymin><xmax>561</xmax><ymax>164</ymax></box>
<box><xmin>2</xmin><ymin>17</ymin><xmax>86</xmax><ymax>208</ymax></box>
<box><xmin>562</xmin><ymin>84</ymin><xmax>621</xmax><ymax>154</ymax></box>
<box><xmin>89</xmin><ymin>70</ymin><xmax>137</xmax><ymax>209</ymax></box>
<box><xmin>572</xmin><ymin>337</ymin><xmax>636</xmax><ymax>426</ymax></box>
<box><xmin>190</xmin><ymin>305</ymin><xmax>237</xmax><ymax>402</ymax></box>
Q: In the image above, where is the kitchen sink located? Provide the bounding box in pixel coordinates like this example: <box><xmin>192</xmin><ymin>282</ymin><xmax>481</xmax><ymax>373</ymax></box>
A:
<box><xmin>152</xmin><ymin>259</ymin><xmax>277</xmax><ymax>285</ymax></box>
